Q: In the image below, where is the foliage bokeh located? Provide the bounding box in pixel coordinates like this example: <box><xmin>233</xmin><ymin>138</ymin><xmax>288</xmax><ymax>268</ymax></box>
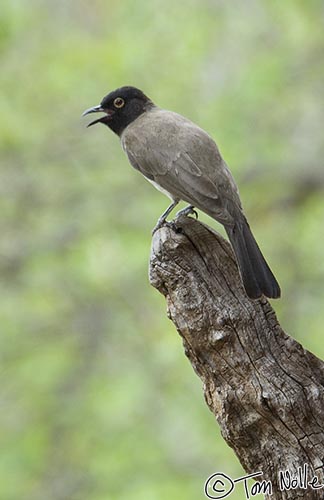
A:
<box><xmin>1</xmin><ymin>1</ymin><xmax>324</xmax><ymax>499</ymax></box>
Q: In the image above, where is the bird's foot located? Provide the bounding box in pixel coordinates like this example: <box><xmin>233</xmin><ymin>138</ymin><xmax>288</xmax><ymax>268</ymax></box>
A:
<box><xmin>152</xmin><ymin>200</ymin><xmax>180</xmax><ymax>235</ymax></box>
<box><xmin>152</xmin><ymin>217</ymin><xmax>167</xmax><ymax>235</ymax></box>
<box><xmin>176</xmin><ymin>205</ymin><xmax>198</xmax><ymax>219</ymax></box>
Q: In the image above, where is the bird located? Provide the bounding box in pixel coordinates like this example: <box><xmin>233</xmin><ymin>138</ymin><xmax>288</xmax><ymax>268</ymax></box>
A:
<box><xmin>83</xmin><ymin>86</ymin><xmax>280</xmax><ymax>300</ymax></box>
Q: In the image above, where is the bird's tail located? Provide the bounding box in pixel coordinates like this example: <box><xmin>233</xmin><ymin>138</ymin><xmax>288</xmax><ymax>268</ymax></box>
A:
<box><xmin>225</xmin><ymin>218</ymin><xmax>280</xmax><ymax>299</ymax></box>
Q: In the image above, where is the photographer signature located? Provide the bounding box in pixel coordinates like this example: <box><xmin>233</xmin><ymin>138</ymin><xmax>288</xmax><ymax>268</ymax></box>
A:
<box><xmin>204</xmin><ymin>464</ymin><xmax>323</xmax><ymax>499</ymax></box>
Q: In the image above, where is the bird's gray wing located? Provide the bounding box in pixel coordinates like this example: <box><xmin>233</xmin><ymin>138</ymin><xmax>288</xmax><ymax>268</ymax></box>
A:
<box><xmin>121</xmin><ymin>110</ymin><xmax>242</xmax><ymax>225</ymax></box>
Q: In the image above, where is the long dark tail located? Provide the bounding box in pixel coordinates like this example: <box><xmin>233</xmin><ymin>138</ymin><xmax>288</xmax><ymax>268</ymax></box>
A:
<box><xmin>225</xmin><ymin>218</ymin><xmax>281</xmax><ymax>299</ymax></box>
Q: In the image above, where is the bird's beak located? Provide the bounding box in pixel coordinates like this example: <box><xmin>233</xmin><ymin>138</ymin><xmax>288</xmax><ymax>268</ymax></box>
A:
<box><xmin>82</xmin><ymin>104</ymin><xmax>104</xmax><ymax>116</ymax></box>
<box><xmin>82</xmin><ymin>105</ymin><xmax>114</xmax><ymax>127</ymax></box>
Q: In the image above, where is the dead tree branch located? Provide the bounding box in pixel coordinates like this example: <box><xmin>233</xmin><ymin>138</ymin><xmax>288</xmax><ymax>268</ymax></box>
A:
<box><xmin>149</xmin><ymin>215</ymin><xmax>324</xmax><ymax>500</ymax></box>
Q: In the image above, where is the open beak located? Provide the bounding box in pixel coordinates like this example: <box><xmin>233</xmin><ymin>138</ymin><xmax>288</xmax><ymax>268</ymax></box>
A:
<box><xmin>82</xmin><ymin>105</ymin><xmax>114</xmax><ymax>127</ymax></box>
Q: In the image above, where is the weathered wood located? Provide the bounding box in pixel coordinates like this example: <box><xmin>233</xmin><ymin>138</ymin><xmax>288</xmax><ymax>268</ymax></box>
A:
<box><xmin>149</xmin><ymin>215</ymin><xmax>324</xmax><ymax>500</ymax></box>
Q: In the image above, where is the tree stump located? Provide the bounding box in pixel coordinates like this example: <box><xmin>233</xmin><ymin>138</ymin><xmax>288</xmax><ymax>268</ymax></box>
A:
<box><xmin>149</xmin><ymin>215</ymin><xmax>324</xmax><ymax>500</ymax></box>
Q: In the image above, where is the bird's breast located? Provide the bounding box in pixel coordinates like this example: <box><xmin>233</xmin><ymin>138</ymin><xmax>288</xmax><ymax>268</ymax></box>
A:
<box><xmin>144</xmin><ymin>177</ymin><xmax>175</xmax><ymax>201</ymax></box>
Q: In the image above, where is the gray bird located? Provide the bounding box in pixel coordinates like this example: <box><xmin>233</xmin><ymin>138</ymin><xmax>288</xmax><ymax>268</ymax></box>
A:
<box><xmin>83</xmin><ymin>86</ymin><xmax>280</xmax><ymax>300</ymax></box>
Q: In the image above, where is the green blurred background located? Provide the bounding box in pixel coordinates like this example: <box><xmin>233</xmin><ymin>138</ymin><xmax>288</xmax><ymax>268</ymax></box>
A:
<box><xmin>1</xmin><ymin>1</ymin><xmax>324</xmax><ymax>499</ymax></box>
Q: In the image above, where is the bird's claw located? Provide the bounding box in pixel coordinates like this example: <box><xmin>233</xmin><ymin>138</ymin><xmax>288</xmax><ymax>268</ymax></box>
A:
<box><xmin>152</xmin><ymin>204</ymin><xmax>197</xmax><ymax>235</ymax></box>
<box><xmin>152</xmin><ymin>217</ymin><xmax>167</xmax><ymax>235</ymax></box>
<box><xmin>176</xmin><ymin>205</ymin><xmax>198</xmax><ymax>219</ymax></box>
<box><xmin>152</xmin><ymin>219</ymin><xmax>181</xmax><ymax>235</ymax></box>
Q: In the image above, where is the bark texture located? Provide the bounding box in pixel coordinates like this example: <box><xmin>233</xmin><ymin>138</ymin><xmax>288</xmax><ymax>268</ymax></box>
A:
<box><xmin>149</xmin><ymin>215</ymin><xmax>324</xmax><ymax>500</ymax></box>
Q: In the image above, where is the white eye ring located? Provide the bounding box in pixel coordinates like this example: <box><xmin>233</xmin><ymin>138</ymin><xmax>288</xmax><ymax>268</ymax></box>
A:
<box><xmin>114</xmin><ymin>97</ymin><xmax>125</xmax><ymax>108</ymax></box>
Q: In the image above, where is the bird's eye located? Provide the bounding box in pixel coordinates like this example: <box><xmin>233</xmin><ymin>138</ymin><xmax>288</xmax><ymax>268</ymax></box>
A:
<box><xmin>114</xmin><ymin>97</ymin><xmax>125</xmax><ymax>108</ymax></box>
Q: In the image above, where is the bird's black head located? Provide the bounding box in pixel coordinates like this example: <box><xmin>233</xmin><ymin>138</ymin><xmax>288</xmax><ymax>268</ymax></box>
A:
<box><xmin>82</xmin><ymin>86</ymin><xmax>155</xmax><ymax>136</ymax></box>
